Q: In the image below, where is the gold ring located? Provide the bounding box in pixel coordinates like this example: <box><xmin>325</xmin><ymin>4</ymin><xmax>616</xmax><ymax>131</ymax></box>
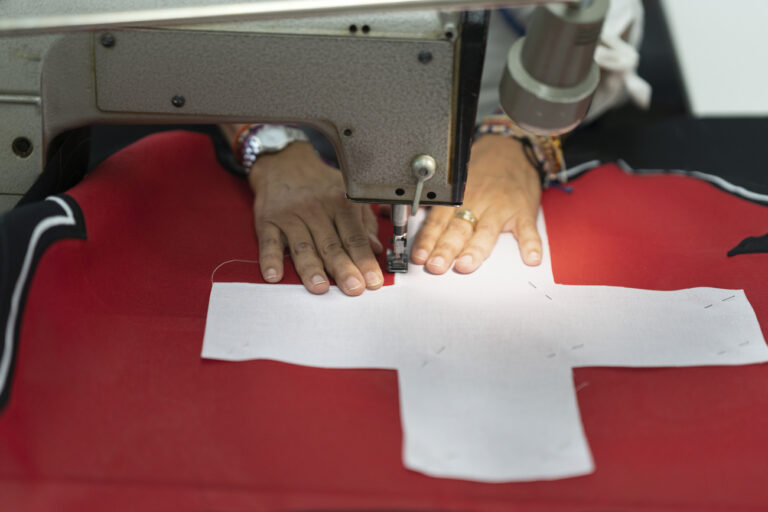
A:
<box><xmin>454</xmin><ymin>208</ymin><xmax>478</xmax><ymax>230</ymax></box>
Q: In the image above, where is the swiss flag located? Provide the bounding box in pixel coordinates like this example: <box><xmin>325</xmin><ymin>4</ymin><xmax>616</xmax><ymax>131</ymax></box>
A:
<box><xmin>1</xmin><ymin>131</ymin><xmax>767</xmax><ymax>511</ymax></box>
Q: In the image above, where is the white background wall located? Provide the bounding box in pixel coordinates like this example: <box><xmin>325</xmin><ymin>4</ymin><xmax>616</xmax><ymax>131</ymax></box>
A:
<box><xmin>661</xmin><ymin>0</ymin><xmax>768</xmax><ymax>116</ymax></box>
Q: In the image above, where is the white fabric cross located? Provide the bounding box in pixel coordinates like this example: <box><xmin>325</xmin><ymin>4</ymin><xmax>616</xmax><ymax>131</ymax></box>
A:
<box><xmin>202</xmin><ymin>211</ymin><xmax>768</xmax><ymax>482</ymax></box>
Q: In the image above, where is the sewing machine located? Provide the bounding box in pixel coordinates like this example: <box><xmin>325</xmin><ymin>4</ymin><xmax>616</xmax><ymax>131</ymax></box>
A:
<box><xmin>0</xmin><ymin>0</ymin><xmax>607</xmax><ymax>272</ymax></box>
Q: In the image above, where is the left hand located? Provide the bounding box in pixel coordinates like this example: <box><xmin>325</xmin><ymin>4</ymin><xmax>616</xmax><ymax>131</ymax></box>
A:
<box><xmin>410</xmin><ymin>134</ymin><xmax>543</xmax><ymax>274</ymax></box>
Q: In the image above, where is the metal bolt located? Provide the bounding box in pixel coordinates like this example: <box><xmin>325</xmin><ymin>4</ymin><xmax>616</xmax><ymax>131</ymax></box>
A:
<box><xmin>418</xmin><ymin>51</ymin><xmax>433</xmax><ymax>64</ymax></box>
<box><xmin>12</xmin><ymin>137</ymin><xmax>33</xmax><ymax>158</ymax></box>
<box><xmin>171</xmin><ymin>95</ymin><xmax>186</xmax><ymax>108</ymax></box>
<box><xmin>100</xmin><ymin>33</ymin><xmax>116</xmax><ymax>48</ymax></box>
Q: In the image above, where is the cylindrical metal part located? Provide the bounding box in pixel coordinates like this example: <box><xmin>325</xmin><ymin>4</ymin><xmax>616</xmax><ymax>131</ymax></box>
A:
<box><xmin>0</xmin><ymin>0</ymin><xmax>563</xmax><ymax>35</ymax></box>
<box><xmin>499</xmin><ymin>0</ymin><xmax>608</xmax><ymax>136</ymax></box>
<box><xmin>391</xmin><ymin>204</ymin><xmax>409</xmax><ymax>236</ymax></box>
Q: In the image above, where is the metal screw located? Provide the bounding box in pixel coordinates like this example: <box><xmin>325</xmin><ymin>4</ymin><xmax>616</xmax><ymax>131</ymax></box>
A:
<box><xmin>12</xmin><ymin>137</ymin><xmax>33</xmax><ymax>158</ymax></box>
<box><xmin>171</xmin><ymin>95</ymin><xmax>186</xmax><ymax>108</ymax></box>
<box><xmin>444</xmin><ymin>22</ymin><xmax>456</xmax><ymax>40</ymax></box>
<box><xmin>418</xmin><ymin>51</ymin><xmax>433</xmax><ymax>64</ymax></box>
<box><xmin>100</xmin><ymin>33</ymin><xmax>116</xmax><ymax>48</ymax></box>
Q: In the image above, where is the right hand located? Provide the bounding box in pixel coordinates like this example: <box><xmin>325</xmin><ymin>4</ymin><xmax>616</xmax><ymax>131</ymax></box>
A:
<box><xmin>411</xmin><ymin>134</ymin><xmax>543</xmax><ymax>273</ymax></box>
<box><xmin>248</xmin><ymin>141</ymin><xmax>384</xmax><ymax>296</ymax></box>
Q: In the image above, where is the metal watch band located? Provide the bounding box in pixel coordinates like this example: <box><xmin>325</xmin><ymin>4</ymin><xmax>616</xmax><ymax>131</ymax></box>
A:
<box><xmin>239</xmin><ymin>124</ymin><xmax>309</xmax><ymax>172</ymax></box>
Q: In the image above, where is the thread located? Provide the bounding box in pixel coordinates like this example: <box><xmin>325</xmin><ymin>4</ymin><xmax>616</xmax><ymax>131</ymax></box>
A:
<box><xmin>210</xmin><ymin>258</ymin><xmax>261</xmax><ymax>284</ymax></box>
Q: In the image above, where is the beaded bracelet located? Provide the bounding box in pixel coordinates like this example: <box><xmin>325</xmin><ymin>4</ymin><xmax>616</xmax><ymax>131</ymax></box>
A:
<box><xmin>476</xmin><ymin>112</ymin><xmax>566</xmax><ymax>187</ymax></box>
<box><xmin>233</xmin><ymin>124</ymin><xmax>262</xmax><ymax>170</ymax></box>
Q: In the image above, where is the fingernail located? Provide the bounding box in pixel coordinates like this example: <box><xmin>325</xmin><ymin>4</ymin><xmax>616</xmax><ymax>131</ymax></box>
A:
<box><xmin>345</xmin><ymin>276</ymin><xmax>363</xmax><ymax>291</ymax></box>
<box><xmin>264</xmin><ymin>268</ymin><xmax>278</xmax><ymax>281</ymax></box>
<box><xmin>456</xmin><ymin>254</ymin><xmax>473</xmax><ymax>268</ymax></box>
<box><xmin>413</xmin><ymin>249</ymin><xmax>428</xmax><ymax>262</ymax></box>
<box><xmin>365</xmin><ymin>271</ymin><xmax>382</xmax><ymax>287</ymax></box>
<box><xmin>311</xmin><ymin>274</ymin><xmax>327</xmax><ymax>286</ymax></box>
<box><xmin>527</xmin><ymin>251</ymin><xmax>541</xmax><ymax>264</ymax></box>
<box><xmin>428</xmin><ymin>256</ymin><xmax>445</xmax><ymax>269</ymax></box>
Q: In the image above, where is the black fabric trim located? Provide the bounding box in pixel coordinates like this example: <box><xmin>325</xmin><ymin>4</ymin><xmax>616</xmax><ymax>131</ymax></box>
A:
<box><xmin>0</xmin><ymin>194</ymin><xmax>87</xmax><ymax>411</ymax></box>
<box><xmin>728</xmin><ymin>232</ymin><xmax>768</xmax><ymax>257</ymax></box>
<box><xmin>17</xmin><ymin>127</ymin><xmax>92</xmax><ymax>208</ymax></box>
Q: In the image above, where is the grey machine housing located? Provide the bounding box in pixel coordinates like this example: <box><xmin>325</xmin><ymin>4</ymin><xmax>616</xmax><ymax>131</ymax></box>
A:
<box><xmin>0</xmin><ymin>8</ymin><xmax>485</xmax><ymax>212</ymax></box>
<box><xmin>0</xmin><ymin>0</ymin><xmax>607</xmax><ymax>212</ymax></box>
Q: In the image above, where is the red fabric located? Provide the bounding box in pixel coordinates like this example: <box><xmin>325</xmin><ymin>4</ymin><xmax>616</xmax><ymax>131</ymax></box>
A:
<box><xmin>2</xmin><ymin>131</ymin><xmax>768</xmax><ymax>511</ymax></box>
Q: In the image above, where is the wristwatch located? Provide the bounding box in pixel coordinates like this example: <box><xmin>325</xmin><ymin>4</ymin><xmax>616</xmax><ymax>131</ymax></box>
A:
<box><xmin>236</xmin><ymin>124</ymin><xmax>309</xmax><ymax>171</ymax></box>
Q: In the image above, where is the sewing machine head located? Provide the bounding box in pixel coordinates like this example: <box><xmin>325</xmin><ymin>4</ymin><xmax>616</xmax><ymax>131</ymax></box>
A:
<box><xmin>0</xmin><ymin>0</ymin><xmax>607</xmax><ymax>272</ymax></box>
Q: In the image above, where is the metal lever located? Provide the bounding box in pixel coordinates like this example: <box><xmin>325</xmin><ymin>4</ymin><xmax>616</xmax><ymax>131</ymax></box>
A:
<box><xmin>410</xmin><ymin>154</ymin><xmax>437</xmax><ymax>213</ymax></box>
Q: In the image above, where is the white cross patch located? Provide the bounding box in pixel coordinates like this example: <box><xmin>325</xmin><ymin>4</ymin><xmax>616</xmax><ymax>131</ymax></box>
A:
<box><xmin>201</xmin><ymin>212</ymin><xmax>768</xmax><ymax>482</ymax></box>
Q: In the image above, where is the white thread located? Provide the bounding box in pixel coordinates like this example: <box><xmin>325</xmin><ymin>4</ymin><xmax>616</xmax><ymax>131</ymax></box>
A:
<box><xmin>210</xmin><ymin>259</ymin><xmax>261</xmax><ymax>284</ymax></box>
<box><xmin>1</xmin><ymin>197</ymin><xmax>75</xmax><ymax>395</ymax></box>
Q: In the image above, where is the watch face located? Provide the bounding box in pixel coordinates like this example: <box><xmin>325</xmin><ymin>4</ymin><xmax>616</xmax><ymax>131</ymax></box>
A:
<box><xmin>258</xmin><ymin>126</ymin><xmax>289</xmax><ymax>151</ymax></box>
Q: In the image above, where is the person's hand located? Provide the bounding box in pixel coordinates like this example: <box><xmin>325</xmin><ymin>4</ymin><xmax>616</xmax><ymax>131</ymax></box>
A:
<box><xmin>248</xmin><ymin>141</ymin><xmax>384</xmax><ymax>295</ymax></box>
<box><xmin>411</xmin><ymin>134</ymin><xmax>543</xmax><ymax>274</ymax></box>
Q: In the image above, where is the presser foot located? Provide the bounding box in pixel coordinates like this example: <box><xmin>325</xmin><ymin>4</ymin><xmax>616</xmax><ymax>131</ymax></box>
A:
<box><xmin>386</xmin><ymin>248</ymin><xmax>409</xmax><ymax>273</ymax></box>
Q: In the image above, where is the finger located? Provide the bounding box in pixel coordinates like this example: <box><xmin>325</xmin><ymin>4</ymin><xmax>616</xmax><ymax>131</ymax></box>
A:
<box><xmin>337</xmin><ymin>206</ymin><xmax>385</xmax><ymax>290</ymax></box>
<box><xmin>411</xmin><ymin>207</ymin><xmax>453</xmax><ymax>265</ymax></box>
<box><xmin>362</xmin><ymin>206</ymin><xmax>384</xmax><ymax>255</ymax></box>
<box><xmin>512</xmin><ymin>213</ymin><xmax>543</xmax><ymax>266</ymax></box>
<box><xmin>279</xmin><ymin>217</ymin><xmax>330</xmax><ymax>294</ymax></box>
<box><xmin>453</xmin><ymin>210</ymin><xmax>507</xmax><ymax>274</ymax></box>
<box><xmin>425</xmin><ymin>214</ymin><xmax>475</xmax><ymax>275</ymax></box>
<box><xmin>300</xmin><ymin>209</ymin><xmax>366</xmax><ymax>296</ymax></box>
<box><xmin>256</xmin><ymin>222</ymin><xmax>285</xmax><ymax>282</ymax></box>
